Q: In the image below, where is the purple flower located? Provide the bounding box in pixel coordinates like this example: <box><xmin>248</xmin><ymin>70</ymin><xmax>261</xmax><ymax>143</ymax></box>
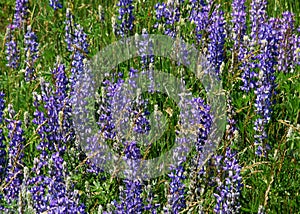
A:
<box><xmin>231</xmin><ymin>0</ymin><xmax>247</xmax><ymax>55</ymax></box>
<box><xmin>24</xmin><ymin>26</ymin><xmax>39</xmax><ymax>81</ymax></box>
<box><xmin>29</xmin><ymin>64</ymin><xmax>86</xmax><ymax>212</ymax></box>
<box><xmin>164</xmin><ymin>165</ymin><xmax>186</xmax><ymax>214</ymax></box>
<box><xmin>65</xmin><ymin>8</ymin><xmax>74</xmax><ymax>52</ymax></box>
<box><xmin>253</xmin><ymin>20</ymin><xmax>279</xmax><ymax>156</ymax></box>
<box><xmin>5</xmin><ymin>27</ymin><xmax>20</xmax><ymax>69</ymax></box>
<box><xmin>49</xmin><ymin>0</ymin><xmax>62</xmax><ymax>10</ymax></box>
<box><xmin>250</xmin><ymin>0</ymin><xmax>267</xmax><ymax>42</ymax></box>
<box><xmin>113</xmin><ymin>142</ymin><xmax>145</xmax><ymax>213</ymax></box>
<box><xmin>241</xmin><ymin>0</ymin><xmax>268</xmax><ymax>92</ymax></box>
<box><xmin>12</xmin><ymin>0</ymin><xmax>28</xmax><ymax>29</ymax></box>
<box><xmin>136</xmin><ymin>29</ymin><xmax>155</xmax><ymax>71</ymax></box>
<box><xmin>154</xmin><ymin>1</ymin><xmax>183</xmax><ymax>38</ymax></box>
<box><xmin>0</xmin><ymin>92</ymin><xmax>6</xmax><ymax>183</ymax></box>
<box><xmin>115</xmin><ymin>0</ymin><xmax>135</xmax><ymax>37</ymax></box>
<box><xmin>213</xmin><ymin>148</ymin><xmax>243</xmax><ymax>214</ymax></box>
<box><xmin>65</xmin><ymin>9</ymin><xmax>89</xmax><ymax>87</ymax></box>
<box><xmin>189</xmin><ymin>0</ymin><xmax>209</xmax><ymax>42</ymax></box>
<box><xmin>27</xmin><ymin>154</ymin><xmax>86</xmax><ymax>213</ymax></box>
<box><xmin>277</xmin><ymin>12</ymin><xmax>297</xmax><ymax>72</ymax></box>
<box><xmin>0</xmin><ymin>92</ymin><xmax>4</xmax><ymax>124</ymax></box>
<box><xmin>207</xmin><ymin>5</ymin><xmax>226</xmax><ymax>75</ymax></box>
<box><xmin>4</xmin><ymin>105</ymin><xmax>25</xmax><ymax>204</ymax></box>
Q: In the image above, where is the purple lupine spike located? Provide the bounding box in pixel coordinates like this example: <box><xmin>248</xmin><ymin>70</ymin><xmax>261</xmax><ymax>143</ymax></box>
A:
<box><xmin>27</xmin><ymin>154</ymin><xmax>86</xmax><ymax>213</ymax></box>
<box><xmin>164</xmin><ymin>164</ymin><xmax>186</xmax><ymax>214</ymax></box>
<box><xmin>4</xmin><ymin>104</ymin><xmax>25</xmax><ymax>204</ymax></box>
<box><xmin>293</xmin><ymin>30</ymin><xmax>300</xmax><ymax>66</ymax></box>
<box><xmin>207</xmin><ymin>5</ymin><xmax>226</xmax><ymax>76</ymax></box>
<box><xmin>69</xmin><ymin>22</ymin><xmax>89</xmax><ymax>86</ymax></box>
<box><xmin>49</xmin><ymin>0</ymin><xmax>62</xmax><ymax>10</ymax></box>
<box><xmin>65</xmin><ymin>13</ymin><xmax>104</xmax><ymax>174</ymax></box>
<box><xmin>213</xmin><ymin>148</ymin><xmax>242</xmax><ymax>214</ymax></box>
<box><xmin>29</xmin><ymin>64</ymin><xmax>86</xmax><ymax>212</ymax></box>
<box><xmin>253</xmin><ymin>19</ymin><xmax>279</xmax><ymax>156</ymax></box>
<box><xmin>32</xmin><ymin>64</ymin><xmax>70</xmax><ymax>160</ymax></box>
<box><xmin>100</xmin><ymin>69</ymin><xmax>158</xmax><ymax>213</ymax></box>
<box><xmin>189</xmin><ymin>0</ymin><xmax>209</xmax><ymax>42</ymax></box>
<box><xmin>5</xmin><ymin>27</ymin><xmax>20</xmax><ymax>69</ymax></box>
<box><xmin>0</xmin><ymin>92</ymin><xmax>4</xmax><ymax>124</ymax></box>
<box><xmin>240</xmin><ymin>0</ymin><xmax>268</xmax><ymax>92</ymax></box>
<box><xmin>250</xmin><ymin>0</ymin><xmax>267</xmax><ymax>42</ymax></box>
<box><xmin>225</xmin><ymin>96</ymin><xmax>238</xmax><ymax>141</ymax></box>
<box><xmin>136</xmin><ymin>29</ymin><xmax>155</xmax><ymax>71</ymax></box>
<box><xmin>24</xmin><ymin>26</ymin><xmax>39</xmax><ymax>81</ymax></box>
<box><xmin>12</xmin><ymin>0</ymin><xmax>28</xmax><ymax>29</ymax></box>
<box><xmin>65</xmin><ymin>8</ymin><xmax>74</xmax><ymax>52</ymax></box>
<box><xmin>169</xmin><ymin>96</ymin><xmax>212</xmax><ymax>213</ymax></box>
<box><xmin>231</xmin><ymin>0</ymin><xmax>247</xmax><ymax>54</ymax></box>
<box><xmin>115</xmin><ymin>0</ymin><xmax>135</xmax><ymax>37</ymax></box>
<box><xmin>113</xmin><ymin>141</ymin><xmax>145</xmax><ymax>213</ymax></box>
<box><xmin>277</xmin><ymin>12</ymin><xmax>296</xmax><ymax>73</ymax></box>
<box><xmin>154</xmin><ymin>0</ymin><xmax>183</xmax><ymax>39</ymax></box>
<box><xmin>0</xmin><ymin>92</ymin><xmax>6</xmax><ymax>183</ymax></box>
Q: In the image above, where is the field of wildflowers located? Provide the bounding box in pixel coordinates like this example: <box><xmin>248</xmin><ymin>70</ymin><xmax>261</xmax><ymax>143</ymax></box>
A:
<box><xmin>0</xmin><ymin>0</ymin><xmax>299</xmax><ymax>213</ymax></box>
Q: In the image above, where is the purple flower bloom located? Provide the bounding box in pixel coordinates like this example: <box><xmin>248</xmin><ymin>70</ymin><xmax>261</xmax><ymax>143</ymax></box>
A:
<box><xmin>165</xmin><ymin>165</ymin><xmax>186</xmax><ymax>214</ymax></box>
<box><xmin>27</xmin><ymin>153</ymin><xmax>86</xmax><ymax>213</ymax></box>
<box><xmin>115</xmin><ymin>0</ymin><xmax>135</xmax><ymax>37</ymax></box>
<box><xmin>24</xmin><ymin>26</ymin><xmax>39</xmax><ymax>81</ymax></box>
<box><xmin>0</xmin><ymin>92</ymin><xmax>6</xmax><ymax>183</ymax></box>
<box><xmin>136</xmin><ymin>29</ymin><xmax>155</xmax><ymax>71</ymax></box>
<box><xmin>0</xmin><ymin>92</ymin><xmax>4</xmax><ymax>124</ymax></box>
<box><xmin>154</xmin><ymin>1</ymin><xmax>183</xmax><ymax>38</ymax></box>
<box><xmin>113</xmin><ymin>142</ymin><xmax>145</xmax><ymax>213</ymax></box>
<box><xmin>49</xmin><ymin>0</ymin><xmax>62</xmax><ymax>10</ymax></box>
<box><xmin>253</xmin><ymin>20</ymin><xmax>279</xmax><ymax>156</ymax></box>
<box><xmin>189</xmin><ymin>0</ymin><xmax>209</xmax><ymax>42</ymax></box>
<box><xmin>4</xmin><ymin>105</ymin><xmax>25</xmax><ymax>204</ymax></box>
<box><xmin>65</xmin><ymin>8</ymin><xmax>74</xmax><ymax>52</ymax></box>
<box><xmin>5</xmin><ymin>27</ymin><xmax>20</xmax><ymax>69</ymax></box>
<box><xmin>12</xmin><ymin>0</ymin><xmax>28</xmax><ymax>29</ymax></box>
<box><xmin>241</xmin><ymin>0</ymin><xmax>268</xmax><ymax>92</ymax></box>
<box><xmin>250</xmin><ymin>0</ymin><xmax>267</xmax><ymax>42</ymax></box>
<box><xmin>207</xmin><ymin>5</ymin><xmax>226</xmax><ymax>75</ymax></box>
<box><xmin>277</xmin><ymin>12</ymin><xmax>297</xmax><ymax>73</ymax></box>
<box><xmin>213</xmin><ymin>148</ymin><xmax>243</xmax><ymax>214</ymax></box>
<box><xmin>65</xmin><ymin>9</ymin><xmax>89</xmax><ymax>86</ymax></box>
<box><xmin>29</xmin><ymin>64</ymin><xmax>86</xmax><ymax>212</ymax></box>
<box><xmin>231</xmin><ymin>0</ymin><xmax>247</xmax><ymax>54</ymax></box>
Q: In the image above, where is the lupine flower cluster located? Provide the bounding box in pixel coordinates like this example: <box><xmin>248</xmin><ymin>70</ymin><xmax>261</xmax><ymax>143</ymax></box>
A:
<box><xmin>277</xmin><ymin>12</ymin><xmax>297</xmax><ymax>73</ymax></box>
<box><xmin>112</xmin><ymin>142</ymin><xmax>145</xmax><ymax>213</ymax></box>
<box><xmin>237</xmin><ymin>0</ymin><xmax>300</xmax><ymax>156</ymax></box>
<box><xmin>12</xmin><ymin>0</ymin><xmax>28</xmax><ymax>29</ymax></box>
<box><xmin>49</xmin><ymin>0</ymin><xmax>62</xmax><ymax>11</ymax></box>
<box><xmin>28</xmin><ymin>63</ymin><xmax>86</xmax><ymax>213</ymax></box>
<box><xmin>4</xmin><ymin>105</ymin><xmax>25</xmax><ymax>204</ymax></box>
<box><xmin>5</xmin><ymin>27</ymin><xmax>20</xmax><ymax>69</ymax></box>
<box><xmin>0</xmin><ymin>92</ymin><xmax>6</xmax><ymax>183</ymax></box>
<box><xmin>154</xmin><ymin>0</ymin><xmax>184</xmax><ymax>38</ymax></box>
<box><xmin>97</xmin><ymin>68</ymin><xmax>155</xmax><ymax>213</ymax></box>
<box><xmin>231</xmin><ymin>0</ymin><xmax>247</xmax><ymax>61</ymax></box>
<box><xmin>253</xmin><ymin>20</ymin><xmax>279</xmax><ymax>156</ymax></box>
<box><xmin>213</xmin><ymin>148</ymin><xmax>242</xmax><ymax>213</ymax></box>
<box><xmin>24</xmin><ymin>26</ymin><xmax>39</xmax><ymax>81</ymax></box>
<box><xmin>115</xmin><ymin>0</ymin><xmax>135</xmax><ymax>37</ymax></box>
<box><xmin>65</xmin><ymin>9</ymin><xmax>89</xmax><ymax>86</ymax></box>
<box><xmin>207</xmin><ymin>6</ymin><xmax>226</xmax><ymax>75</ymax></box>
<box><xmin>189</xmin><ymin>0</ymin><xmax>209</xmax><ymax>43</ymax></box>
